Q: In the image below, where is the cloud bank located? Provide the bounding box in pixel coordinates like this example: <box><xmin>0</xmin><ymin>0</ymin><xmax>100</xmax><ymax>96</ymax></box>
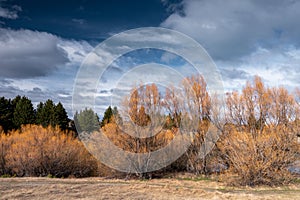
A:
<box><xmin>162</xmin><ymin>0</ymin><xmax>300</xmax><ymax>60</ymax></box>
<box><xmin>161</xmin><ymin>0</ymin><xmax>300</xmax><ymax>91</ymax></box>
<box><xmin>0</xmin><ymin>28</ymin><xmax>94</xmax><ymax>79</ymax></box>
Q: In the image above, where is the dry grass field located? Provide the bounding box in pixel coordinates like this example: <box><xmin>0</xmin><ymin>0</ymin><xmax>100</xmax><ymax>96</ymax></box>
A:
<box><xmin>0</xmin><ymin>177</ymin><xmax>300</xmax><ymax>200</ymax></box>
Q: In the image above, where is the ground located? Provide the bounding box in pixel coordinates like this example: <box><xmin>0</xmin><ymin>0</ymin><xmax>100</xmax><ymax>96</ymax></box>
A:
<box><xmin>0</xmin><ymin>177</ymin><xmax>300</xmax><ymax>200</ymax></box>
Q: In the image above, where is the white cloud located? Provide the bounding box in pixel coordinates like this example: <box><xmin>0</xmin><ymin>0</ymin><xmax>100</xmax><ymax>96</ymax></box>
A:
<box><xmin>58</xmin><ymin>39</ymin><xmax>93</xmax><ymax>65</ymax></box>
<box><xmin>216</xmin><ymin>46</ymin><xmax>300</xmax><ymax>91</ymax></box>
<box><xmin>0</xmin><ymin>1</ymin><xmax>21</xmax><ymax>19</ymax></box>
<box><xmin>161</xmin><ymin>0</ymin><xmax>300</xmax><ymax>91</ymax></box>
<box><xmin>0</xmin><ymin>28</ymin><xmax>68</xmax><ymax>78</ymax></box>
<box><xmin>0</xmin><ymin>27</ymin><xmax>95</xmax><ymax>116</ymax></box>
<box><xmin>160</xmin><ymin>51</ymin><xmax>178</xmax><ymax>63</ymax></box>
<box><xmin>0</xmin><ymin>28</ymin><xmax>93</xmax><ymax>78</ymax></box>
<box><xmin>161</xmin><ymin>0</ymin><xmax>300</xmax><ymax>60</ymax></box>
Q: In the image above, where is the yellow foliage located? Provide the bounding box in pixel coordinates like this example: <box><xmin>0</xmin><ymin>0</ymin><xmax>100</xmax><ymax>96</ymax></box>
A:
<box><xmin>0</xmin><ymin>125</ymin><xmax>97</xmax><ymax>177</ymax></box>
<box><xmin>218</xmin><ymin>125</ymin><xmax>299</xmax><ymax>186</ymax></box>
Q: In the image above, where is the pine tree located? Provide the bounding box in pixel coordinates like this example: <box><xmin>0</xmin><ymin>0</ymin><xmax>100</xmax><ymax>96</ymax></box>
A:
<box><xmin>11</xmin><ymin>95</ymin><xmax>21</xmax><ymax>108</ymax></box>
<box><xmin>36</xmin><ymin>102</ymin><xmax>45</xmax><ymax>126</ymax></box>
<box><xmin>13</xmin><ymin>96</ymin><xmax>35</xmax><ymax>129</ymax></box>
<box><xmin>36</xmin><ymin>100</ymin><xmax>69</xmax><ymax>130</ymax></box>
<box><xmin>54</xmin><ymin>102</ymin><xmax>69</xmax><ymax>130</ymax></box>
<box><xmin>74</xmin><ymin>108</ymin><xmax>99</xmax><ymax>133</ymax></box>
<box><xmin>43</xmin><ymin>99</ymin><xmax>56</xmax><ymax>127</ymax></box>
<box><xmin>0</xmin><ymin>97</ymin><xmax>14</xmax><ymax>132</ymax></box>
<box><xmin>101</xmin><ymin>106</ymin><xmax>113</xmax><ymax>127</ymax></box>
<box><xmin>36</xmin><ymin>99</ymin><xmax>55</xmax><ymax>128</ymax></box>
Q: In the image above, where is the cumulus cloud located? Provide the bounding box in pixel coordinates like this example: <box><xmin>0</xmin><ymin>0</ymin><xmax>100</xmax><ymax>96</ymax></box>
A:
<box><xmin>0</xmin><ymin>78</ymin><xmax>74</xmax><ymax>116</ymax></box>
<box><xmin>0</xmin><ymin>28</ymin><xmax>68</xmax><ymax>78</ymax></box>
<box><xmin>0</xmin><ymin>27</ymin><xmax>94</xmax><ymax>116</ymax></box>
<box><xmin>161</xmin><ymin>0</ymin><xmax>300</xmax><ymax>60</ymax></box>
<box><xmin>58</xmin><ymin>38</ymin><xmax>93</xmax><ymax>65</ymax></box>
<box><xmin>215</xmin><ymin>46</ymin><xmax>300</xmax><ymax>91</ymax></box>
<box><xmin>160</xmin><ymin>0</ymin><xmax>300</xmax><ymax>92</ymax></box>
<box><xmin>0</xmin><ymin>28</ymin><xmax>94</xmax><ymax>79</ymax></box>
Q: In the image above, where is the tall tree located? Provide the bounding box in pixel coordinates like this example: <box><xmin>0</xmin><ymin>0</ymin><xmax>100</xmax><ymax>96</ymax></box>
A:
<box><xmin>13</xmin><ymin>96</ymin><xmax>35</xmax><ymax>129</ymax></box>
<box><xmin>35</xmin><ymin>102</ymin><xmax>45</xmax><ymax>126</ymax></box>
<box><xmin>54</xmin><ymin>102</ymin><xmax>69</xmax><ymax>130</ymax></box>
<box><xmin>74</xmin><ymin>108</ymin><xmax>99</xmax><ymax>133</ymax></box>
<box><xmin>0</xmin><ymin>97</ymin><xmax>14</xmax><ymax>132</ymax></box>
<box><xmin>43</xmin><ymin>99</ymin><xmax>56</xmax><ymax>127</ymax></box>
<box><xmin>36</xmin><ymin>100</ymin><xmax>69</xmax><ymax>130</ymax></box>
<box><xmin>11</xmin><ymin>95</ymin><xmax>21</xmax><ymax>109</ymax></box>
<box><xmin>101</xmin><ymin>106</ymin><xmax>113</xmax><ymax>127</ymax></box>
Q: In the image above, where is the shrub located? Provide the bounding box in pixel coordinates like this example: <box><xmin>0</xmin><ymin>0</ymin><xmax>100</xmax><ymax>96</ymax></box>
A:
<box><xmin>219</xmin><ymin>126</ymin><xmax>299</xmax><ymax>186</ymax></box>
<box><xmin>1</xmin><ymin>125</ymin><xmax>97</xmax><ymax>177</ymax></box>
<box><xmin>0</xmin><ymin>133</ymin><xmax>12</xmax><ymax>175</ymax></box>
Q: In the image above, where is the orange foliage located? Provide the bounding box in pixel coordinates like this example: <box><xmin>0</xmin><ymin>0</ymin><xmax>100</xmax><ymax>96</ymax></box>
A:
<box><xmin>220</xmin><ymin>76</ymin><xmax>300</xmax><ymax>185</ymax></box>
<box><xmin>219</xmin><ymin>125</ymin><xmax>299</xmax><ymax>186</ymax></box>
<box><xmin>0</xmin><ymin>125</ymin><xmax>97</xmax><ymax>177</ymax></box>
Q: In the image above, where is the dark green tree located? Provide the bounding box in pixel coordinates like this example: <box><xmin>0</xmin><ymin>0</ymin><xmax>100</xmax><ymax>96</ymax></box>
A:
<box><xmin>43</xmin><ymin>99</ymin><xmax>56</xmax><ymax>127</ymax></box>
<box><xmin>0</xmin><ymin>97</ymin><xmax>14</xmax><ymax>132</ymax></box>
<box><xmin>36</xmin><ymin>99</ymin><xmax>55</xmax><ymax>127</ymax></box>
<box><xmin>74</xmin><ymin>108</ymin><xmax>99</xmax><ymax>133</ymax></box>
<box><xmin>54</xmin><ymin>102</ymin><xmax>69</xmax><ymax>130</ymax></box>
<box><xmin>36</xmin><ymin>100</ymin><xmax>69</xmax><ymax>130</ymax></box>
<box><xmin>35</xmin><ymin>102</ymin><xmax>45</xmax><ymax>126</ymax></box>
<box><xmin>101</xmin><ymin>106</ymin><xmax>113</xmax><ymax>127</ymax></box>
<box><xmin>11</xmin><ymin>95</ymin><xmax>21</xmax><ymax>108</ymax></box>
<box><xmin>13</xmin><ymin>96</ymin><xmax>35</xmax><ymax>129</ymax></box>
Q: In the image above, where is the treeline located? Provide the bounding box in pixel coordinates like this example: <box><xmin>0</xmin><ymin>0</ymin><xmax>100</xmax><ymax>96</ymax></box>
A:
<box><xmin>0</xmin><ymin>76</ymin><xmax>300</xmax><ymax>186</ymax></box>
<box><xmin>0</xmin><ymin>96</ymin><xmax>69</xmax><ymax>132</ymax></box>
<box><xmin>0</xmin><ymin>97</ymin><xmax>95</xmax><ymax>177</ymax></box>
<box><xmin>89</xmin><ymin>75</ymin><xmax>300</xmax><ymax>186</ymax></box>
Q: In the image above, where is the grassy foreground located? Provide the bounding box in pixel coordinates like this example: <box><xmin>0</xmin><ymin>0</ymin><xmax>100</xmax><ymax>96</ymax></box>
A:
<box><xmin>0</xmin><ymin>177</ymin><xmax>300</xmax><ymax>200</ymax></box>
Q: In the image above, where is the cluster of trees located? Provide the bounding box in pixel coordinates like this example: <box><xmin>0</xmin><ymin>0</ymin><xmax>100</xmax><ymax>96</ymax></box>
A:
<box><xmin>0</xmin><ymin>75</ymin><xmax>299</xmax><ymax>186</ymax></box>
<box><xmin>78</xmin><ymin>75</ymin><xmax>300</xmax><ymax>185</ymax></box>
<box><xmin>0</xmin><ymin>96</ymin><xmax>69</xmax><ymax>132</ymax></box>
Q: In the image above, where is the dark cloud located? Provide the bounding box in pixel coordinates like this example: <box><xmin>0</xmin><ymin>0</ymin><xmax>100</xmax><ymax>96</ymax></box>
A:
<box><xmin>0</xmin><ymin>80</ymin><xmax>73</xmax><ymax>116</ymax></box>
<box><xmin>221</xmin><ymin>68</ymin><xmax>249</xmax><ymax>80</ymax></box>
<box><xmin>161</xmin><ymin>0</ymin><xmax>300</xmax><ymax>60</ymax></box>
<box><xmin>0</xmin><ymin>28</ymin><xmax>69</xmax><ymax>78</ymax></box>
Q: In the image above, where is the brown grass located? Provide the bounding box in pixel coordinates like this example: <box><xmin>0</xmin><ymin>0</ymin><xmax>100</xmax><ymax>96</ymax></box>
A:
<box><xmin>0</xmin><ymin>177</ymin><xmax>300</xmax><ymax>200</ymax></box>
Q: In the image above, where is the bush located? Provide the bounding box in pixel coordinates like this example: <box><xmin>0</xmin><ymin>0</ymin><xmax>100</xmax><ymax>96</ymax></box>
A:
<box><xmin>0</xmin><ymin>133</ymin><xmax>12</xmax><ymax>175</ymax></box>
<box><xmin>219</xmin><ymin>126</ymin><xmax>299</xmax><ymax>186</ymax></box>
<box><xmin>0</xmin><ymin>125</ymin><xmax>97</xmax><ymax>177</ymax></box>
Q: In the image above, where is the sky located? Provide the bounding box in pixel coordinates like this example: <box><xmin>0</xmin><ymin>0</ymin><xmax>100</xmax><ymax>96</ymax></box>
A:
<box><xmin>0</xmin><ymin>0</ymin><xmax>300</xmax><ymax>117</ymax></box>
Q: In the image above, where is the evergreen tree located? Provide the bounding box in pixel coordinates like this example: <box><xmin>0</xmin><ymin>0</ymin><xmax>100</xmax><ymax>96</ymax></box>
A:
<box><xmin>74</xmin><ymin>108</ymin><xmax>99</xmax><ymax>133</ymax></box>
<box><xmin>13</xmin><ymin>96</ymin><xmax>35</xmax><ymax>129</ymax></box>
<box><xmin>0</xmin><ymin>97</ymin><xmax>14</xmax><ymax>132</ymax></box>
<box><xmin>11</xmin><ymin>95</ymin><xmax>21</xmax><ymax>108</ymax></box>
<box><xmin>43</xmin><ymin>99</ymin><xmax>56</xmax><ymax>126</ymax></box>
<box><xmin>54</xmin><ymin>102</ymin><xmax>69</xmax><ymax>130</ymax></box>
<box><xmin>101</xmin><ymin>106</ymin><xmax>113</xmax><ymax>127</ymax></box>
<box><xmin>112</xmin><ymin>106</ymin><xmax>122</xmax><ymax>125</ymax></box>
<box><xmin>35</xmin><ymin>102</ymin><xmax>45</xmax><ymax>126</ymax></box>
<box><xmin>36</xmin><ymin>100</ymin><xmax>69</xmax><ymax>130</ymax></box>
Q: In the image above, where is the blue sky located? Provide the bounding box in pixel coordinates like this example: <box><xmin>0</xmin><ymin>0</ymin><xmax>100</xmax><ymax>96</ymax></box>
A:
<box><xmin>0</xmin><ymin>0</ymin><xmax>300</xmax><ymax>117</ymax></box>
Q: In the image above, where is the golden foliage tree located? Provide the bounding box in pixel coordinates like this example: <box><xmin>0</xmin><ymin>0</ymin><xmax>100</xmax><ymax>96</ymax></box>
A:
<box><xmin>0</xmin><ymin>125</ymin><xmax>97</xmax><ymax>177</ymax></box>
<box><xmin>220</xmin><ymin>76</ymin><xmax>300</xmax><ymax>185</ymax></box>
